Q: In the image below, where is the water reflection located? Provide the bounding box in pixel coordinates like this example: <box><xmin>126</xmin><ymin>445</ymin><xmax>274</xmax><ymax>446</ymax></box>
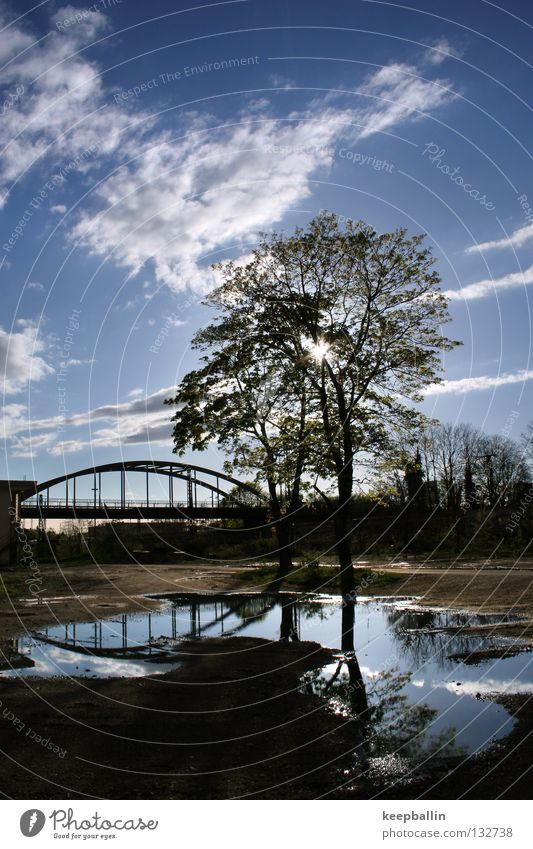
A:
<box><xmin>1</xmin><ymin>592</ymin><xmax>531</xmax><ymax>769</ymax></box>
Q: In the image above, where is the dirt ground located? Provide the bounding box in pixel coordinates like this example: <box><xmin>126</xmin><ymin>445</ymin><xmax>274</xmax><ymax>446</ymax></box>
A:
<box><xmin>0</xmin><ymin>635</ymin><xmax>531</xmax><ymax>801</ymax></box>
<box><xmin>3</xmin><ymin>557</ymin><xmax>533</xmax><ymax>639</ymax></box>
<box><xmin>0</xmin><ymin>637</ymin><xmax>347</xmax><ymax>799</ymax></box>
<box><xmin>1</xmin><ymin>559</ymin><xmax>533</xmax><ymax>799</ymax></box>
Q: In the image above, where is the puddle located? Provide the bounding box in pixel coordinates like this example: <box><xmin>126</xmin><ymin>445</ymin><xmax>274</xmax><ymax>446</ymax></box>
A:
<box><xmin>1</xmin><ymin>592</ymin><xmax>532</xmax><ymax>772</ymax></box>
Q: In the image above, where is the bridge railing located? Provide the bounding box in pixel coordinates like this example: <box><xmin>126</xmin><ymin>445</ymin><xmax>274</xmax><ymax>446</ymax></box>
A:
<box><xmin>20</xmin><ymin>497</ymin><xmax>255</xmax><ymax>510</ymax></box>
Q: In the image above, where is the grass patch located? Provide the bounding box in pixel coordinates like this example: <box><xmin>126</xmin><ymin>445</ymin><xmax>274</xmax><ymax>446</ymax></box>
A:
<box><xmin>0</xmin><ymin>569</ymin><xmax>29</xmax><ymax>600</ymax></box>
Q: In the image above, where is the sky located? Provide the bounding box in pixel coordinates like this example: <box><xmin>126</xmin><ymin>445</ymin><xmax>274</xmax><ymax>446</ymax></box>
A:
<box><xmin>1</xmin><ymin>0</ymin><xmax>533</xmax><ymax>496</ymax></box>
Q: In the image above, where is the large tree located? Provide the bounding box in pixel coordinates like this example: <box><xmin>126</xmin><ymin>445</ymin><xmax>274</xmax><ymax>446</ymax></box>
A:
<box><xmin>167</xmin><ymin>212</ymin><xmax>458</xmax><ymax>599</ymax></box>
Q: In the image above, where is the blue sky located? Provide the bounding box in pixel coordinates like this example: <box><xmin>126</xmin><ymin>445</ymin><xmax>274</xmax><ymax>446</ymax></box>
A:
<box><xmin>1</xmin><ymin>0</ymin><xmax>532</xmax><ymax>491</ymax></box>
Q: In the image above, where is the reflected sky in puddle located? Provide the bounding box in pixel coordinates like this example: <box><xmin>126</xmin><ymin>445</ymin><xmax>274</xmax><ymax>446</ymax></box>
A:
<box><xmin>0</xmin><ymin>642</ymin><xmax>180</xmax><ymax>679</ymax></box>
<box><xmin>1</xmin><ymin>592</ymin><xmax>532</xmax><ymax>765</ymax></box>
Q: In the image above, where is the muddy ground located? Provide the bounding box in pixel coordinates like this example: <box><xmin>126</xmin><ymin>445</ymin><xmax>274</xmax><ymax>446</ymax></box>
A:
<box><xmin>1</xmin><ymin>559</ymin><xmax>533</xmax><ymax>799</ymax></box>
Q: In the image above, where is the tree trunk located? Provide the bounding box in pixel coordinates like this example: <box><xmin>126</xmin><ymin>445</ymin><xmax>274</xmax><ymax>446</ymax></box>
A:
<box><xmin>266</xmin><ymin>476</ymin><xmax>294</xmax><ymax>586</ymax></box>
<box><xmin>274</xmin><ymin>517</ymin><xmax>293</xmax><ymax>577</ymax></box>
<box><xmin>334</xmin><ymin>500</ymin><xmax>355</xmax><ymax>601</ymax></box>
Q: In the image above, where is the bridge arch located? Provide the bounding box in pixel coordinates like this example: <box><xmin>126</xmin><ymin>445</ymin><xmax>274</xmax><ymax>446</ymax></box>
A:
<box><xmin>19</xmin><ymin>460</ymin><xmax>265</xmax><ymax>515</ymax></box>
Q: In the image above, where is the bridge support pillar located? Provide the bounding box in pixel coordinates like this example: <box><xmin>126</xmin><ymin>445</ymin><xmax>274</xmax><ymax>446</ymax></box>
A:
<box><xmin>0</xmin><ymin>480</ymin><xmax>37</xmax><ymax>566</ymax></box>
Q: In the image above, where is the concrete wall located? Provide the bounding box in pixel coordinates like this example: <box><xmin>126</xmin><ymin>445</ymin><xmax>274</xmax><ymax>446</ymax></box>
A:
<box><xmin>0</xmin><ymin>481</ymin><xmax>35</xmax><ymax>565</ymax></box>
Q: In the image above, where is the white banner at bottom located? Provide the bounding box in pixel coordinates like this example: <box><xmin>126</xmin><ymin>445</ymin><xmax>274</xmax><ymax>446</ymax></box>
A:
<box><xmin>2</xmin><ymin>799</ymin><xmax>530</xmax><ymax>848</ymax></box>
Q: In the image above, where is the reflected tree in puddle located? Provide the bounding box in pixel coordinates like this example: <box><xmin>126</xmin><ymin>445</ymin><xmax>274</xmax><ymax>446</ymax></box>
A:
<box><xmin>279</xmin><ymin>596</ymin><xmax>337</xmax><ymax>640</ymax></box>
<box><xmin>280</xmin><ymin>599</ymin><xmax>299</xmax><ymax>641</ymax></box>
<box><xmin>365</xmin><ymin>668</ymin><xmax>466</xmax><ymax>765</ymax></box>
<box><xmin>382</xmin><ymin>607</ymin><xmax>499</xmax><ymax>670</ymax></box>
<box><xmin>5</xmin><ymin>593</ymin><xmax>525</xmax><ymax>768</ymax></box>
<box><xmin>302</xmin><ymin>598</ymin><xmax>370</xmax><ymax>763</ymax></box>
<box><xmin>302</xmin><ymin>598</ymin><xmax>467</xmax><ymax>785</ymax></box>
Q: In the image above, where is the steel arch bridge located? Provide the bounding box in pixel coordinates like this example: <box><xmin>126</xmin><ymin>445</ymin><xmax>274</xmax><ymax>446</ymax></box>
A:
<box><xmin>18</xmin><ymin>460</ymin><xmax>267</xmax><ymax>522</ymax></box>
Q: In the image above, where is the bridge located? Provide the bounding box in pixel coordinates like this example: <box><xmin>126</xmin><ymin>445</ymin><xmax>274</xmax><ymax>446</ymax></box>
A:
<box><xmin>0</xmin><ymin>461</ymin><xmax>269</xmax><ymax>563</ymax></box>
<box><xmin>17</xmin><ymin>460</ymin><xmax>268</xmax><ymax>522</ymax></box>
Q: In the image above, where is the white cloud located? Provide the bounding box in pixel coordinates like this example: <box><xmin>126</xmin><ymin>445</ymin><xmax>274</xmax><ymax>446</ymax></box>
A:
<box><xmin>49</xmin><ymin>439</ymin><xmax>87</xmax><ymax>456</ymax></box>
<box><xmin>50</xmin><ymin>414</ymin><xmax>173</xmax><ymax>455</ymax></box>
<box><xmin>0</xmin><ymin>321</ymin><xmax>53</xmax><ymax>394</ymax></box>
<box><xmin>439</xmin><ymin>679</ymin><xmax>533</xmax><ymax>696</ymax></box>
<box><xmin>71</xmin><ymin>116</ymin><xmax>337</xmax><ymax>291</ymax></box>
<box><xmin>0</xmin><ymin>7</ymin><xmax>453</xmax><ymax>290</ymax></box>
<box><xmin>50</xmin><ymin>5</ymin><xmax>109</xmax><ymax>40</ymax></box>
<box><xmin>10</xmin><ymin>432</ymin><xmax>55</xmax><ymax>458</ymax></box>
<box><xmin>27</xmin><ymin>281</ymin><xmax>44</xmax><ymax>290</ymax></box>
<box><xmin>67</xmin><ymin>385</ymin><xmax>175</xmax><ymax>426</ymax></box>
<box><xmin>50</xmin><ymin>204</ymin><xmax>67</xmax><ymax>214</ymax></box>
<box><xmin>1</xmin><ymin>402</ymin><xmax>28</xmax><ymax>437</ymax></box>
<box><xmin>0</xmin><ymin>5</ymin><xmax>144</xmax><ymax>205</ymax></box>
<box><xmin>425</xmin><ymin>369</ymin><xmax>533</xmax><ymax>396</ymax></box>
<box><xmin>466</xmin><ymin>222</ymin><xmax>533</xmax><ymax>254</ymax></box>
<box><xmin>268</xmin><ymin>73</ymin><xmax>295</xmax><ymax>89</ymax></box>
<box><xmin>70</xmin><ymin>62</ymin><xmax>453</xmax><ymax>292</ymax></box>
<box><xmin>443</xmin><ymin>263</ymin><xmax>533</xmax><ymax>301</ymax></box>
<box><xmin>424</xmin><ymin>38</ymin><xmax>462</xmax><ymax>65</ymax></box>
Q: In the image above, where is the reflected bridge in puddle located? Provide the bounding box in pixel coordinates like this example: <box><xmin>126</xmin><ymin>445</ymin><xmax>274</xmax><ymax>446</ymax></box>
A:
<box><xmin>1</xmin><ymin>592</ymin><xmax>532</xmax><ymax>771</ymax></box>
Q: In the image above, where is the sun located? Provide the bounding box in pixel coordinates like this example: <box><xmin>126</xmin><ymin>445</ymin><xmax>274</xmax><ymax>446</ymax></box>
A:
<box><xmin>310</xmin><ymin>339</ymin><xmax>330</xmax><ymax>362</ymax></box>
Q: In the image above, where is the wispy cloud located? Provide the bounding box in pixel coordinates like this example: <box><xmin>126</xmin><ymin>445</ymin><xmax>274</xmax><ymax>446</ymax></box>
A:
<box><xmin>443</xmin><ymin>263</ymin><xmax>533</xmax><ymax>301</ymax></box>
<box><xmin>10</xmin><ymin>432</ymin><xmax>55</xmax><ymax>458</ymax></box>
<box><xmin>8</xmin><ymin>364</ymin><xmax>533</xmax><ymax>456</ymax></box>
<box><xmin>466</xmin><ymin>222</ymin><xmax>533</xmax><ymax>254</ymax></box>
<box><xmin>425</xmin><ymin>369</ymin><xmax>533</xmax><ymax>395</ymax></box>
<box><xmin>50</xmin><ymin>414</ymin><xmax>173</xmax><ymax>455</ymax></box>
<box><xmin>4</xmin><ymin>385</ymin><xmax>176</xmax><ymax>456</ymax></box>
